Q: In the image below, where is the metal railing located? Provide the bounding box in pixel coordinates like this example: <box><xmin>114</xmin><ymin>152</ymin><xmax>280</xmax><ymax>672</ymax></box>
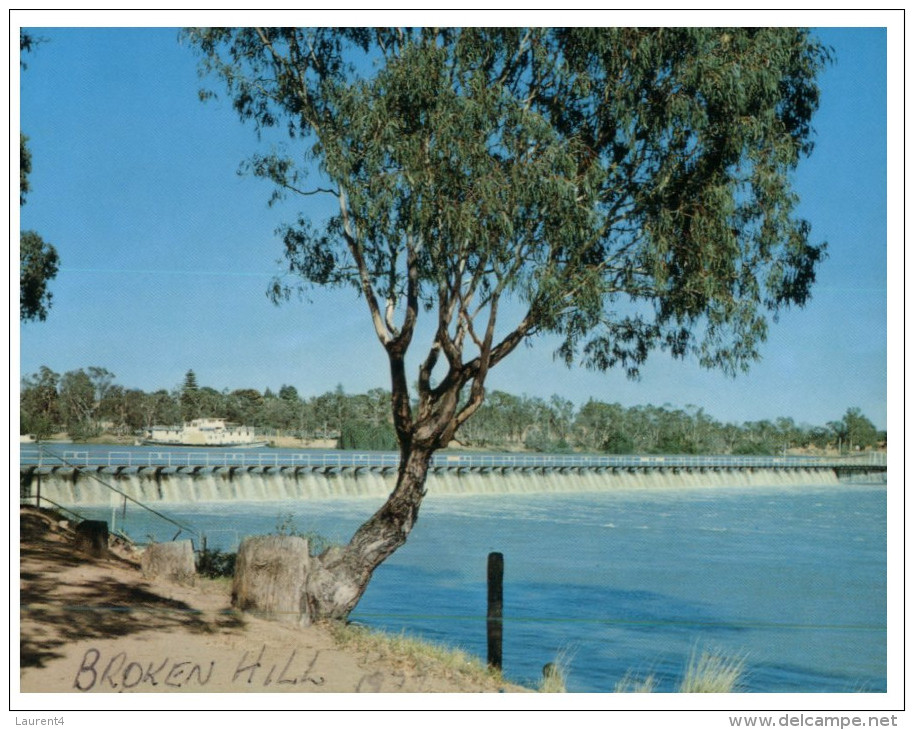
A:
<box><xmin>20</xmin><ymin>448</ymin><xmax>887</xmax><ymax>471</ymax></box>
<box><xmin>21</xmin><ymin>446</ymin><xmax>199</xmax><ymax>541</ymax></box>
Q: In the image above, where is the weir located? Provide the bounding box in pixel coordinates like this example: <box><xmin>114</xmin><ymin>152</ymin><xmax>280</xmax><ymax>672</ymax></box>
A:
<box><xmin>17</xmin><ymin>448</ymin><xmax>886</xmax><ymax>506</ymax></box>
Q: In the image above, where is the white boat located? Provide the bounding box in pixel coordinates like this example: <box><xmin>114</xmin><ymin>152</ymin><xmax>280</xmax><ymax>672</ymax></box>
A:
<box><xmin>142</xmin><ymin>418</ymin><xmax>268</xmax><ymax>448</ymax></box>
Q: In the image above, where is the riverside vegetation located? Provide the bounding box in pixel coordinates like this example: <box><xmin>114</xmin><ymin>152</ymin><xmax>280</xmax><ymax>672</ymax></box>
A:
<box><xmin>21</xmin><ymin>366</ymin><xmax>883</xmax><ymax>456</ymax></box>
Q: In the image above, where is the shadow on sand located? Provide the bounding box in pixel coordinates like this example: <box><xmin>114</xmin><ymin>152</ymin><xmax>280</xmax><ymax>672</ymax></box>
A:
<box><xmin>19</xmin><ymin>508</ymin><xmax>244</xmax><ymax>669</ymax></box>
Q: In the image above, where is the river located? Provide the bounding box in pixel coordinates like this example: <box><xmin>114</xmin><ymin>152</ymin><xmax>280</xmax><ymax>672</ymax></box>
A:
<box><xmin>23</xmin><ymin>445</ymin><xmax>887</xmax><ymax>693</ymax></box>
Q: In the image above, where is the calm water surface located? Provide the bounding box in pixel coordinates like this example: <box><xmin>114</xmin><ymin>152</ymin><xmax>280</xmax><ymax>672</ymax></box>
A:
<box><xmin>73</xmin><ymin>482</ymin><xmax>886</xmax><ymax>693</ymax></box>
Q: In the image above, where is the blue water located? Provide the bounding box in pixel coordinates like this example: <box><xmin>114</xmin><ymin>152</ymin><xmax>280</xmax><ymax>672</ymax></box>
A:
<box><xmin>70</xmin><ymin>482</ymin><xmax>886</xmax><ymax>693</ymax></box>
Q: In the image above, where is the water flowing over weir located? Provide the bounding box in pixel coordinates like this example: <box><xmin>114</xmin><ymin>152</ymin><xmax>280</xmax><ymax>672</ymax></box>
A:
<box><xmin>22</xmin><ymin>463</ymin><xmax>843</xmax><ymax>506</ymax></box>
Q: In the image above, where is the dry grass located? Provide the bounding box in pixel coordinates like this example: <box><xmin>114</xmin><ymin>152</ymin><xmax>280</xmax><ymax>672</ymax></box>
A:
<box><xmin>328</xmin><ymin>622</ymin><xmax>509</xmax><ymax>689</ymax></box>
<box><xmin>326</xmin><ymin>615</ymin><xmax>744</xmax><ymax>694</ymax></box>
<box><xmin>677</xmin><ymin>649</ymin><xmax>746</xmax><ymax>693</ymax></box>
<box><xmin>612</xmin><ymin>648</ymin><xmax>745</xmax><ymax>693</ymax></box>
<box><xmin>614</xmin><ymin>672</ymin><xmax>657</xmax><ymax>693</ymax></box>
<box><xmin>538</xmin><ymin>647</ymin><xmax>575</xmax><ymax>692</ymax></box>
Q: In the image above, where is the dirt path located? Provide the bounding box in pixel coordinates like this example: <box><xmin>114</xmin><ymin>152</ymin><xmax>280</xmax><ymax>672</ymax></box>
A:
<box><xmin>18</xmin><ymin>507</ymin><xmax>521</xmax><ymax>694</ymax></box>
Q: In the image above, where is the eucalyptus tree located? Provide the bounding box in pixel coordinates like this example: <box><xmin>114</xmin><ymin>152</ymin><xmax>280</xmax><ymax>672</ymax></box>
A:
<box><xmin>20</xmin><ymin>32</ymin><xmax>59</xmax><ymax>324</ymax></box>
<box><xmin>840</xmin><ymin>407</ymin><xmax>879</xmax><ymax>452</ymax></box>
<box><xmin>143</xmin><ymin>390</ymin><xmax>181</xmax><ymax>428</ymax></box>
<box><xmin>58</xmin><ymin>369</ymin><xmax>99</xmax><ymax>438</ymax></box>
<box><xmin>20</xmin><ymin>366</ymin><xmax>61</xmax><ymax>438</ymax></box>
<box><xmin>186</xmin><ymin>27</ymin><xmax>829</xmax><ymax>620</ymax></box>
<box><xmin>20</xmin><ymin>228</ymin><xmax>59</xmax><ymax>324</ymax></box>
<box><xmin>574</xmin><ymin>400</ymin><xmax>633</xmax><ymax>453</ymax></box>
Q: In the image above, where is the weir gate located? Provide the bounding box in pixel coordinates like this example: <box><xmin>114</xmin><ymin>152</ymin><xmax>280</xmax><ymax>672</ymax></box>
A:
<box><xmin>20</xmin><ymin>448</ymin><xmax>887</xmax><ymax>482</ymax></box>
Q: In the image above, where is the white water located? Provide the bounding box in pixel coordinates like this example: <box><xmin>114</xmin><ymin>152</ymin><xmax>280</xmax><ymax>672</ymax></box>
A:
<box><xmin>28</xmin><ymin>466</ymin><xmax>839</xmax><ymax>506</ymax></box>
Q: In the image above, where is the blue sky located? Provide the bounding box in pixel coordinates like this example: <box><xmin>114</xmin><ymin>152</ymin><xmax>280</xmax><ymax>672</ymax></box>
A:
<box><xmin>15</xmin><ymin>19</ymin><xmax>895</xmax><ymax>431</ymax></box>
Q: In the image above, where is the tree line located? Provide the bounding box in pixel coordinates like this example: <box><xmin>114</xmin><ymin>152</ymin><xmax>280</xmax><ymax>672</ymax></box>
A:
<box><xmin>20</xmin><ymin>366</ymin><xmax>884</xmax><ymax>455</ymax></box>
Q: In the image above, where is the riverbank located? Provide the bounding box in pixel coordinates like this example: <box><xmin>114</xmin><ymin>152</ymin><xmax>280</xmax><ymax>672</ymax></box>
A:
<box><xmin>18</xmin><ymin>506</ymin><xmax>525</xmax><ymax>694</ymax></box>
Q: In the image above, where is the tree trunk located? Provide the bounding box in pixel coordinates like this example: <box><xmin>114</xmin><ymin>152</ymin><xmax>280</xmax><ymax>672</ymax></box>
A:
<box><xmin>301</xmin><ymin>445</ymin><xmax>433</xmax><ymax>623</ymax></box>
<box><xmin>141</xmin><ymin>539</ymin><xmax>196</xmax><ymax>585</ymax></box>
<box><xmin>232</xmin><ymin>535</ymin><xmax>311</xmax><ymax>624</ymax></box>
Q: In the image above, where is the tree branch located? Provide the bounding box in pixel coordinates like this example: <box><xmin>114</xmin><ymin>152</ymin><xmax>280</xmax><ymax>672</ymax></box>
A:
<box><xmin>338</xmin><ymin>186</ymin><xmax>390</xmax><ymax>346</ymax></box>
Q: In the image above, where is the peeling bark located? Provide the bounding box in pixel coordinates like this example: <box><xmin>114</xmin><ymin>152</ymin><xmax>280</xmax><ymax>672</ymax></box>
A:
<box><xmin>301</xmin><ymin>446</ymin><xmax>434</xmax><ymax>622</ymax></box>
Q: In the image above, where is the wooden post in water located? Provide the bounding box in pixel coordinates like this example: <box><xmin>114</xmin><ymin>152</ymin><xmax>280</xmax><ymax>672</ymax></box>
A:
<box><xmin>487</xmin><ymin>551</ymin><xmax>504</xmax><ymax>671</ymax></box>
<box><xmin>35</xmin><ymin>438</ymin><xmax>41</xmax><ymax>508</ymax></box>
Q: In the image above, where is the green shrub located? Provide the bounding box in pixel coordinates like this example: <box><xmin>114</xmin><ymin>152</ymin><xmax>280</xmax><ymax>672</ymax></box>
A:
<box><xmin>197</xmin><ymin>547</ymin><xmax>236</xmax><ymax>578</ymax></box>
<box><xmin>274</xmin><ymin>513</ymin><xmax>337</xmax><ymax>557</ymax></box>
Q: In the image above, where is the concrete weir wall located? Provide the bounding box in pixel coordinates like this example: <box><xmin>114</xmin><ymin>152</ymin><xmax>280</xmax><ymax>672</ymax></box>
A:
<box><xmin>20</xmin><ymin>463</ymin><xmax>842</xmax><ymax>506</ymax></box>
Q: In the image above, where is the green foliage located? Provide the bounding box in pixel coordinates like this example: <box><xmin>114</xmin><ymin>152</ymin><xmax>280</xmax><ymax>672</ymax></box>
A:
<box><xmin>180</xmin><ymin>369</ymin><xmax>200</xmax><ymax>421</ymax></box>
<box><xmin>524</xmin><ymin>429</ymin><xmax>573</xmax><ymax>454</ymax></box>
<box><xmin>601</xmin><ymin>431</ymin><xmax>635</xmax><ymax>455</ymax></box>
<box><xmin>196</xmin><ymin>547</ymin><xmax>236</xmax><ymax>578</ymax></box>
<box><xmin>20</xmin><ymin>230</ymin><xmax>59</xmax><ymax>323</ymax></box>
<box><xmin>732</xmin><ymin>442</ymin><xmax>772</xmax><ymax>456</ymax></box>
<box><xmin>273</xmin><ymin>513</ymin><xmax>336</xmax><ymax>557</ymax></box>
<box><xmin>839</xmin><ymin>407</ymin><xmax>880</xmax><ymax>452</ymax></box>
<box><xmin>20</xmin><ymin>133</ymin><xmax>31</xmax><ymax>205</ymax></box>
<box><xmin>20</xmin><ymin>413</ymin><xmax>55</xmax><ymax>441</ymax></box>
<box><xmin>65</xmin><ymin>419</ymin><xmax>100</xmax><ymax>442</ymax></box>
<box><xmin>186</xmin><ymin>27</ymin><xmax>829</xmax><ymax>394</ymax></box>
<box><xmin>338</xmin><ymin>420</ymin><xmax>398</xmax><ymax>450</ymax></box>
<box><xmin>21</xmin><ymin>35</ymin><xmax>58</xmax><ymax>324</ymax></box>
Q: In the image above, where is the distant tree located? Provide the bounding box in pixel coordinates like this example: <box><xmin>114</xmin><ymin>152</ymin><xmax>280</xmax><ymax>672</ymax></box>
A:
<box><xmin>601</xmin><ymin>430</ymin><xmax>635</xmax><ymax>455</ymax></box>
<box><xmin>805</xmin><ymin>425</ymin><xmax>832</xmax><ymax>450</ymax></box>
<box><xmin>58</xmin><ymin>369</ymin><xmax>99</xmax><ymax>439</ymax></box>
<box><xmin>548</xmin><ymin>395</ymin><xmax>576</xmax><ymax>445</ymax></box>
<box><xmin>187</xmin><ymin>26</ymin><xmax>830</xmax><ymax>621</ymax></box>
<box><xmin>310</xmin><ymin>385</ymin><xmax>352</xmax><ymax>437</ymax></box>
<box><xmin>226</xmin><ymin>388</ymin><xmax>264</xmax><ymax>423</ymax></box>
<box><xmin>840</xmin><ymin>407</ymin><xmax>879</xmax><ymax>452</ymax></box>
<box><xmin>20</xmin><ymin>366</ymin><xmax>61</xmax><ymax>438</ymax></box>
<box><xmin>182</xmin><ymin>369</ymin><xmax>199</xmax><ymax>392</ymax></box>
<box><xmin>278</xmin><ymin>384</ymin><xmax>299</xmax><ymax>402</ymax></box>
<box><xmin>653</xmin><ymin>406</ymin><xmax>697</xmax><ymax>454</ymax></box>
<box><xmin>143</xmin><ymin>389</ymin><xmax>181</xmax><ymax>427</ymax></box>
<box><xmin>180</xmin><ymin>369</ymin><xmax>200</xmax><ymax>421</ymax></box>
<box><xmin>365</xmin><ymin>388</ymin><xmax>391</xmax><ymax>426</ymax></box>
<box><xmin>198</xmin><ymin>386</ymin><xmax>226</xmax><ymax>418</ymax></box>
<box><xmin>465</xmin><ymin>390</ymin><xmax>530</xmax><ymax>447</ymax></box>
<box><xmin>121</xmin><ymin>389</ymin><xmax>149</xmax><ymax>433</ymax></box>
<box><xmin>826</xmin><ymin>418</ymin><xmax>848</xmax><ymax>454</ymax></box>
